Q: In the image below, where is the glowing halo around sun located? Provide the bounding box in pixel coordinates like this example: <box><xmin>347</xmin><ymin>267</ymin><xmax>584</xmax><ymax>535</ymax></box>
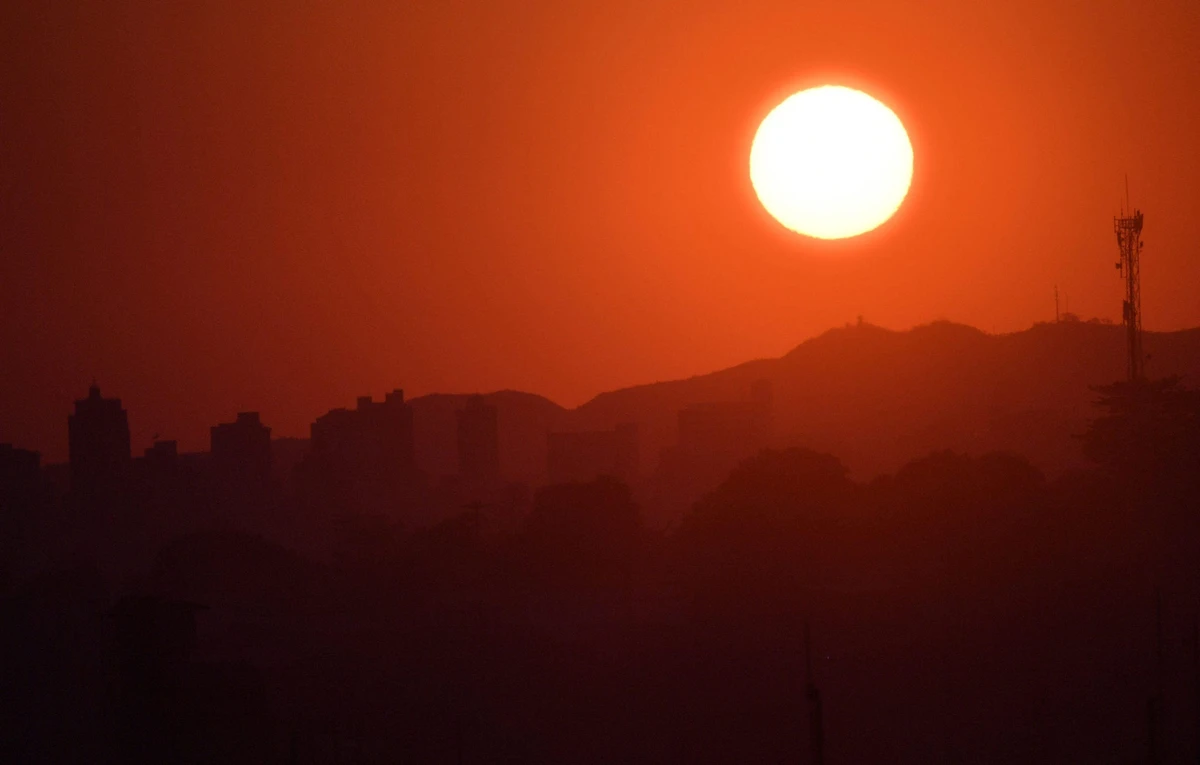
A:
<box><xmin>750</xmin><ymin>85</ymin><xmax>914</xmax><ymax>240</ymax></box>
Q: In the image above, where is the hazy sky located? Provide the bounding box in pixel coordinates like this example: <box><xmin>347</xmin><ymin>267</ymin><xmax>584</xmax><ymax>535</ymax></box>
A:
<box><xmin>4</xmin><ymin>0</ymin><xmax>1199</xmax><ymax>459</ymax></box>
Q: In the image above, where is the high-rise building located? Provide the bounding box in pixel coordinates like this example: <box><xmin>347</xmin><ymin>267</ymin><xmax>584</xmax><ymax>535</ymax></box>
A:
<box><xmin>676</xmin><ymin>380</ymin><xmax>773</xmax><ymax>459</ymax></box>
<box><xmin>134</xmin><ymin>439</ymin><xmax>182</xmax><ymax>491</ymax></box>
<box><xmin>0</xmin><ymin>443</ymin><xmax>41</xmax><ymax>507</ymax></box>
<box><xmin>457</xmin><ymin>395</ymin><xmax>500</xmax><ymax>481</ymax></box>
<box><xmin>652</xmin><ymin>381</ymin><xmax>775</xmax><ymax>519</ymax></box>
<box><xmin>68</xmin><ymin>384</ymin><xmax>131</xmax><ymax>493</ymax></box>
<box><xmin>210</xmin><ymin>412</ymin><xmax>272</xmax><ymax>485</ymax></box>
<box><xmin>301</xmin><ymin>390</ymin><xmax>422</xmax><ymax>516</ymax></box>
<box><xmin>310</xmin><ymin>389</ymin><xmax>415</xmax><ymax>473</ymax></box>
<box><xmin>546</xmin><ymin>423</ymin><xmax>638</xmax><ymax>485</ymax></box>
<box><xmin>143</xmin><ymin>439</ymin><xmax>178</xmax><ymax>465</ymax></box>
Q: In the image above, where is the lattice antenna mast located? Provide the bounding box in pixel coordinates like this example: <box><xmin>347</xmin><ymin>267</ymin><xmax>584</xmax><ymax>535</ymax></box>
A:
<box><xmin>1114</xmin><ymin>178</ymin><xmax>1144</xmax><ymax>381</ymax></box>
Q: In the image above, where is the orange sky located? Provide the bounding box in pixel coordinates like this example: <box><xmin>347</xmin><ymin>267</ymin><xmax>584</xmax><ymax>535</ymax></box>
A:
<box><xmin>3</xmin><ymin>0</ymin><xmax>1200</xmax><ymax>460</ymax></box>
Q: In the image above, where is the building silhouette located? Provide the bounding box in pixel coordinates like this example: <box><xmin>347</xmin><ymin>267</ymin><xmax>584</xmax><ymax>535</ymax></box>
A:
<box><xmin>675</xmin><ymin>379</ymin><xmax>773</xmax><ymax>460</ymax></box>
<box><xmin>68</xmin><ymin>384</ymin><xmax>131</xmax><ymax>493</ymax></box>
<box><xmin>310</xmin><ymin>389</ymin><xmax>415</xmax><ymax>474</ymax></box>
<box><xmin>143</xmin><ymin>439</ymin><xmax>178</xmax><ymax>466</ymax></box>
<box><xmin>136</xmin><ymin>439</ymin><xmax>179</xmax><ymax>480</ymax></box>
<box><xmin>299</xmin><ymin>389</ymin><xmax>424</xmax><ymax>518</ymax></box>
<box><xmin>210</xmin><ymin>412</ymin><xmax>272</xmax><ymax>485</ymax></box>
<box><xmin>652</xmin><ymin>381</ymin><xmax>774</xmax><ymax>520</ymax></box>
<box><xmin>0</xmin><ymin>443</ymin><xmax>41</xmax><ymax>508</ymax></box>
<box><xmin>457</xmin><ymin>395</ymin><xmax>500</xmax><ymax>481</ymax></box>
<box><xmin>547</xmin><ymin>423</ymin><xmax>638</xmax><ymax>485</ymax></box>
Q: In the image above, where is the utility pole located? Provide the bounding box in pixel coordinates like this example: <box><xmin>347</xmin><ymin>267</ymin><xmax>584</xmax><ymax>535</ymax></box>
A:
<box><xmin>1193</xmin><ymin>620</ymin><xmax>1199</xmax><ymax>765</ymax></box>
<box><xmin>1148</xmin><ymin>588</ymin><xmax>1164</xmax><ymax>765</ymax></box>
<box><xmin>1054</xmin><ymin>285</ymin><xmax>1060</xmax><ymax>323</ymax></box>
<box><xmin>804</xmin><ymin>622</ymin><xmax>825</xmax><ymax>765</ymax></box>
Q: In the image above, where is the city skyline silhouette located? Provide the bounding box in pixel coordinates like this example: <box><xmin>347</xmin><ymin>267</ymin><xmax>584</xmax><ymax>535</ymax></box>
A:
<box><xmin>5</xmin><ymin>1</ymin><xmax>1200</xmax><ymax>762</ymax></box>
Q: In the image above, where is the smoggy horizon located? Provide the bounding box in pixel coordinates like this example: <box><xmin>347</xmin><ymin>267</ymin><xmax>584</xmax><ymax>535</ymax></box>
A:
<box><xmin>13</xmin><ymin>315</ymin><xmax>1198</xmax><ymax>466</ymax></box>
<box><xmin>5</xmin><ymin>0</ymin><xmax>1200</xmax><ymax>460</ymax></box>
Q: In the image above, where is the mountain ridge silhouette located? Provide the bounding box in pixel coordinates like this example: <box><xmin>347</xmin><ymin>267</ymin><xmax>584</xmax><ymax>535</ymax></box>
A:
<box><xmin>410</xmin><ymin>320</ymin><xmax>1200</xmax><ymax>480</ymax></box>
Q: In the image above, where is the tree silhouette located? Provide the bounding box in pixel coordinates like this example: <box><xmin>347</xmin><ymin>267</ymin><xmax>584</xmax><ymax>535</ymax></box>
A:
<box><xmin>1081</xmin><ymin>376</ymin><xmax>1200</xmax><ymax>484</ymax></box>
<box><xmin>676</xmin><ymin>448</ymin><xmax>854</xmax><ymax>617</ymax></box>
<box><xmin>516</xmin><ymin>476</ymin><xmax>643</xmax><ymax>596</ymax></box>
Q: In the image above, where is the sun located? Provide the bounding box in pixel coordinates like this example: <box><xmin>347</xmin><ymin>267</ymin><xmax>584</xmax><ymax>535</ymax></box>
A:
<box><xmin>750</xmin><ymin>85</ymin><xmax>914</xmax><ymax>240</ymax></box>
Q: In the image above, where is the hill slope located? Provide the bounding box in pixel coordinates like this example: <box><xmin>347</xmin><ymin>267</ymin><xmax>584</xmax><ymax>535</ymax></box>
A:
<box><xmin>569</xmin><ymin>320</ymin><xmax>1200</xmax><ymax>477</ymax></box>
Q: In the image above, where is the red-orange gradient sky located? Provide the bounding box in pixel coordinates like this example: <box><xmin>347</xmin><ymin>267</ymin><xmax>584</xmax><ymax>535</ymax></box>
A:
<box><xmin>3</xmin><ymin>0</ymin><xmax>1200</xmax><ymax>460</ymax></box>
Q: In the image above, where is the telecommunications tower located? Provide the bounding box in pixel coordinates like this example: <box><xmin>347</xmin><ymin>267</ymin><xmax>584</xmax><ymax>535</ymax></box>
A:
<box><xmin>1114</xmin><ymin>181</ymin><xmax>1145</xmax><ymax>382</ymax></box>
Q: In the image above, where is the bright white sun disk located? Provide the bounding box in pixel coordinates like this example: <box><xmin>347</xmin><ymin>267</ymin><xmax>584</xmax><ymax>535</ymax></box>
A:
<box><xmin>750</xmin><ymin>86</ymin><xmax>914</xmax><ymax>240</ymax></box>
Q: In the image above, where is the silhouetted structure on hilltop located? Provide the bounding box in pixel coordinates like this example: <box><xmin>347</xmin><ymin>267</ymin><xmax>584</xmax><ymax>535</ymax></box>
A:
<box><xmin>547</xmin><ymin>423</ymin><xmax>638</xmax><ymax>485</ymax></box>
<box><xmin>1114</xmin><ymin>189</ymin><xmax>1145</xmax><ymax>382</ymax></box>
<box><xmin>457</xmin><ymin>395</ymin><xmax>500</xmax><ymax>482</ymax></box>
<box><xmin>211</xmin><ymin>412</ymin><xmax>272</xmax><ymax>486</ymax></box>
<box><xmin>68</xmin><ymin>384</ymin><xmax>131</xmax><ymax>494</ymax></box>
